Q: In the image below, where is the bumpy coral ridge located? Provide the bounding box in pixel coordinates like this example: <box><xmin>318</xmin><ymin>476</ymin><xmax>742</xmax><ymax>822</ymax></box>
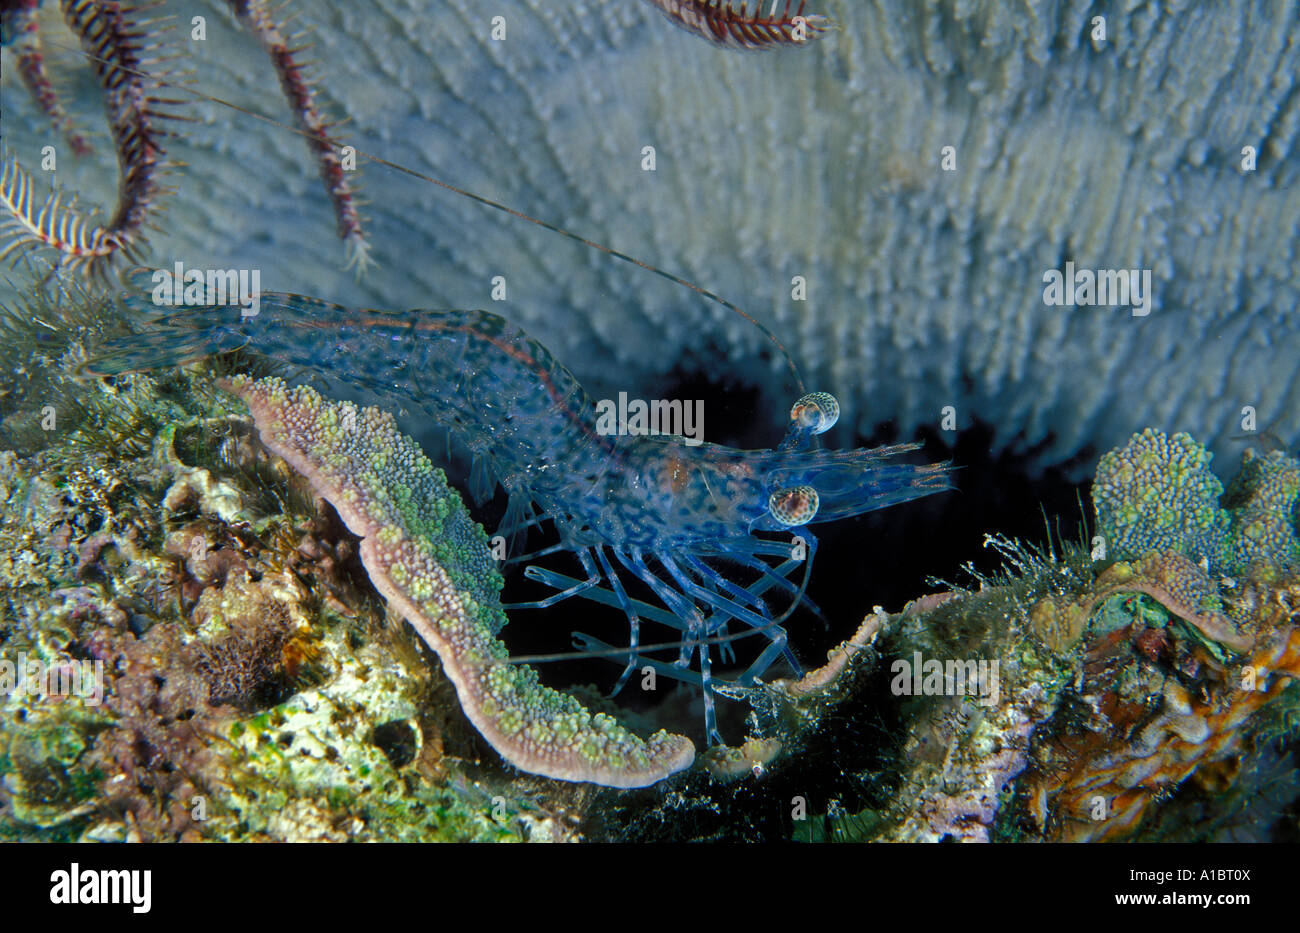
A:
<box><xmin>1095</xmin><ymin>429</ymin><xmax>1300</xmax><ymax>574</ymax></box>
<box><xmin>1224</xmin><ymin>448</ymin><xmax>1300</xmax><ymax>573</ymax></box>
<box><xmin>1094</xmin><ymin>429</ymin><xmax>1230</xmax><ymax>567</ymax></box>
<box><xmin>220</xmin><ymin>375</ymin><xmax>694</xmax><ymax>787</ymax></box>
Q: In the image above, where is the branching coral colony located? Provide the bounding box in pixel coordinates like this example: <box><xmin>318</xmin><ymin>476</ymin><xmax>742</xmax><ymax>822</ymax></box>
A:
<box><xmin>0</xmin><ymin>0</ymin><xmax>367</xmax><ymax>277</ymax></box>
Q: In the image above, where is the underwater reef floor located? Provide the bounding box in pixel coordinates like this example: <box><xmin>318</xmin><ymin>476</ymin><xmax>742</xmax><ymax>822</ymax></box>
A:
<box><xmin>0</xmin><ymin>285</ymin><xmax>1297</xmax><ymax>841</ymax></box>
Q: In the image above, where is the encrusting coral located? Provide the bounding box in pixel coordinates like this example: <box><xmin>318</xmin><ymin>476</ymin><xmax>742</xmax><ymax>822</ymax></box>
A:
<box><xmin>0</xmin><ymin>303</ymin><xmax>598</xmax><ymax>839</ymax></box>
<box><xmin>1095</xmin><ymin>429</ymin><xmax>1300</xmax><ymax>575</ymax></box>
<box><xmin>1093</xmin><ymin>429</ymin><xmax>1232</xmax><ymax>568</ymax></box>
<box><xmin>219</xmin><ymin>374</ymin><xmax>695</xmax><ymax>788</ymax></box>
<box><xmin>1019</xmin><ymin>552</ymin><xmax>1300</xmax><ymax>842</ymax></box>
<box><xmin>1223</xmin><ymin>447</ymin><xmax>1300</xmax><ymax>574</ymax></box>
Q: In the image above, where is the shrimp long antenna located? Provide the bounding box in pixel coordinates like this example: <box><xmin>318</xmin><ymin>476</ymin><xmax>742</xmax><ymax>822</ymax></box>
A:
<box><xmin>40</xmin><ymin>36</ymin><xmax>808</xmax><ymax>397</ymax></box>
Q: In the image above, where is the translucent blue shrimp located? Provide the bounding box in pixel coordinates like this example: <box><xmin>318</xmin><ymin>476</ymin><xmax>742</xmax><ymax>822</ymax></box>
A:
<box><xmin>87</xmin><ymin>272</ymin><xmax>954</xmax><ymax>744</ymax></box>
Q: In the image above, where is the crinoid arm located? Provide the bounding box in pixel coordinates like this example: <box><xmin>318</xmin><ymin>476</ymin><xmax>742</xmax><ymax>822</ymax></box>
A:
<box><xmin>644</xmin><ymin>0</ymin><xmax>832</xmax><ymax>50</ymax></box>
<box><xmin>0</xmin><ymin>153</ymin><xmax>132</xmax><ymax>277</ymax></box>
<box><xmin>223</xmin><ymin>0</ymin><xmax>369</xmax><ymax>275</ymax></box>
<box><xmin>5</xmin><ymin>0</ymin><xmax>93</xmax><ymax>156</ymax></box>
<box><xmin>1</xmin><ymin>1</ymin><xmax>183</xmax><ymax>279</ymax></box>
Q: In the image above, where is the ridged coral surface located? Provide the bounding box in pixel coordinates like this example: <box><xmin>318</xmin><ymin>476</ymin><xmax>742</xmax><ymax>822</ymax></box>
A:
<box><xmin>3</xmin><ymin>0</ymin><xmax>1296</xmax><ymax>466</ymax></box>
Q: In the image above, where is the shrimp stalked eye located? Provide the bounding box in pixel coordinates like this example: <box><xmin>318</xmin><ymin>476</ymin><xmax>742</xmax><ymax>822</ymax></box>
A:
<box><xmin>768</xmin><ymin>485</ymin><xmax>820</xmax><ymax>526</ymax></box>
<box><xmin>790</xmin><ymin>392</ymin><xmax>840</xmax><ymax>435</ymax></box>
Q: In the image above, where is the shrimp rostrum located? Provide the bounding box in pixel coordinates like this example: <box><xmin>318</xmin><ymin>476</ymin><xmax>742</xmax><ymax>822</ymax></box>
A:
<box><xmin>88</xmin><ymin>274</ymin><xmax>954</xmax><ymax>744</ymax></box>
